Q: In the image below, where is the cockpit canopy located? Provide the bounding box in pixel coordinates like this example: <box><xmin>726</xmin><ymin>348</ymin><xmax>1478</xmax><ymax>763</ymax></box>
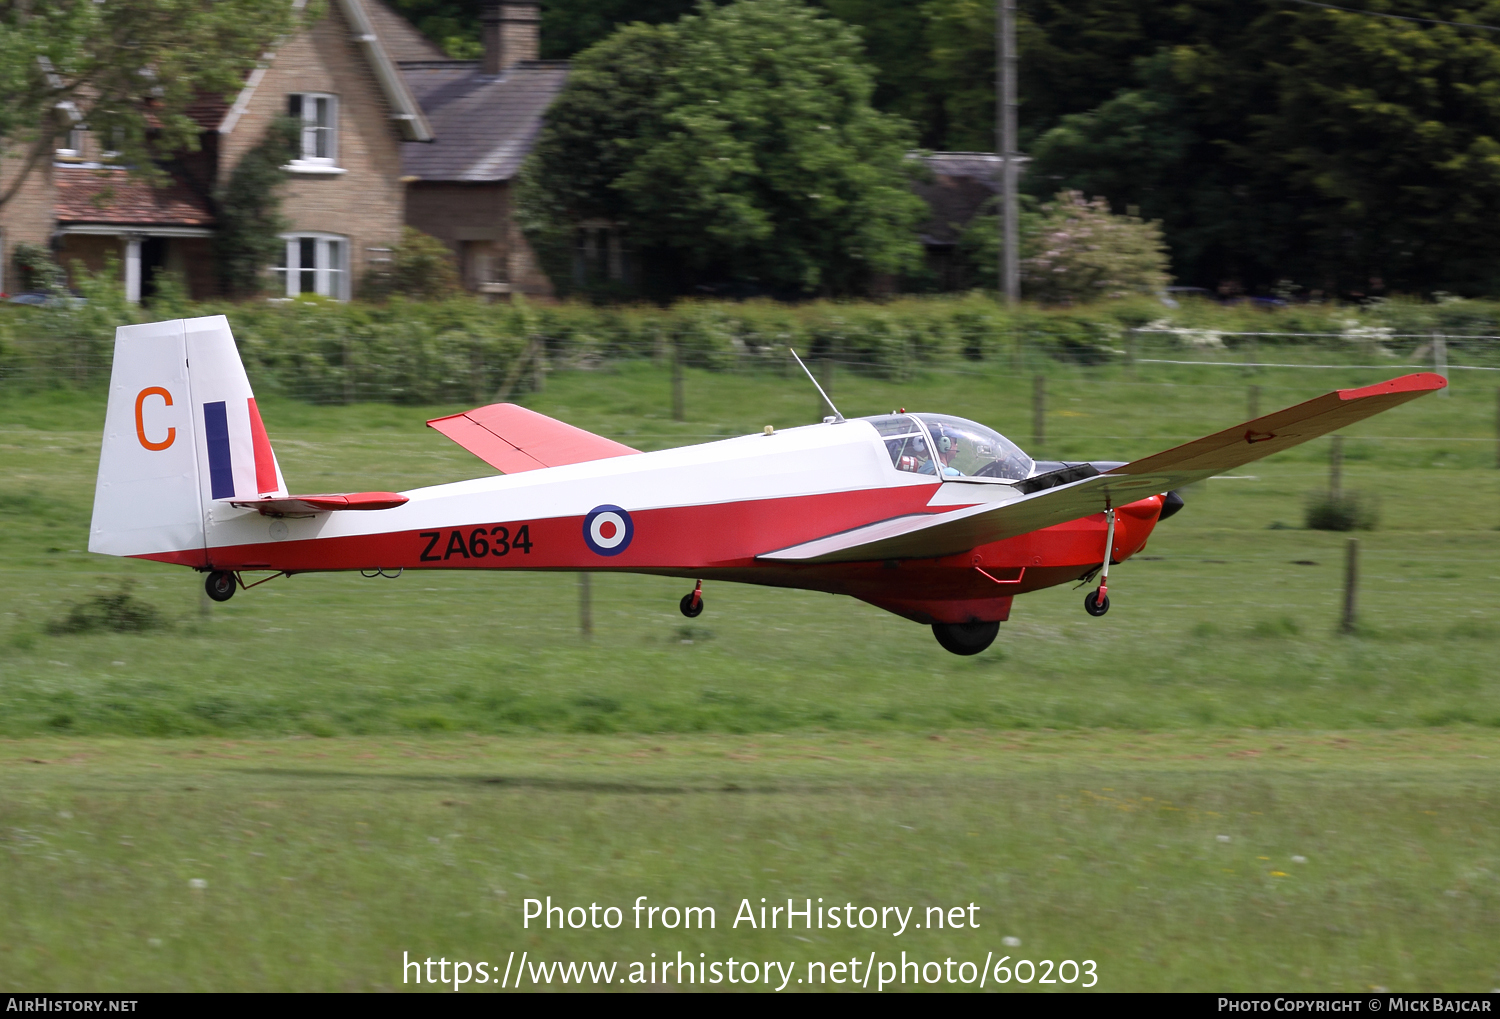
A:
<box><xmin>862</xmin><ymin>413</ymin><xmax>1034</xmax><ymax>481</ymax></box>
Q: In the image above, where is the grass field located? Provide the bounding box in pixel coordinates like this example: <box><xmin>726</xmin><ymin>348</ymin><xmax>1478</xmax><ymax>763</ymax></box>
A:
<box><xmin>1</xmin><ymin>732</ymin><xmax>1496</xmax><ymax>991</ymax></box>
<box><xmin>2</xmin><ymin>353</ymin><xmax>1498</xmax><ymax>990</ymax></box>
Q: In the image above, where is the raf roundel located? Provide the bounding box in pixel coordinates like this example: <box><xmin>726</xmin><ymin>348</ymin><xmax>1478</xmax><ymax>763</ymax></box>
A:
<box><xmin>583</xmin><ymin>505</ymin><xmax>634</xmax><ymax>557</ymax></box>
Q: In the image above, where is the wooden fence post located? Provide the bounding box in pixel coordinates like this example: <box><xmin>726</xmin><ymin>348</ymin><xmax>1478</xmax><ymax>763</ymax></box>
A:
<box><xmin>1032</xmin><ymin>374</ymin><xmax>1046</xmax><ymax>455</ymax></box>
<box><xmin>1329</xmin><ymin>435</ymin><xmax>1344</xmax><ymax>501</ymax></box>
<box><xmin>671</xmin><ymin>342</ymin><xmax>684</xmax><ymax>422</ymax></box>
<box><xmin>1340</xmin><ymin>538</ymin><xmax>1359</xmax><ymax>635</ymax></box>
<box><xmin>1248</xmin><ymin>383</ymin><xmax>1261</xmax><ymax>421</ymax></box>
<box><xmin>818</xmin><ymin>358</ymin><xmax>836</xmax><ymax>419</ymax></box>
<box><xmin>1433</xmin><ymin>332</ymin><xmax>1449</xmax><ymax>396</ymax></box>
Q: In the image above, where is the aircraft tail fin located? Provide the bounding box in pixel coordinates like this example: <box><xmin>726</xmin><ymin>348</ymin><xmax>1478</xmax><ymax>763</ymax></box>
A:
<box><xmin>90</xmin><ymin>316</ymin><xmax>288</xmax><ymax>562</ymax></box>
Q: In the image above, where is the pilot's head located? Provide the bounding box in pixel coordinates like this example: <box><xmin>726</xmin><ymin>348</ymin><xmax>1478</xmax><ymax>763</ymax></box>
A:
<box><xmin>934</xmin><ymin>430</ymin><xmax>959</xmax><ymax>464</ymax></box>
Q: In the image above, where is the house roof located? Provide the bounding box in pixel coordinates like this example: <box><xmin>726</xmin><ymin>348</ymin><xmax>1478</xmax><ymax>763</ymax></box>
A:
<box><xmin>219</xmin><ymin>0</ymin><xmax>433</xmax><ymax>142</ymax></box>
<box><xmin>911</xmin><ymin>153</ymin><xmax>1026</xmax><ymax>247</ymax></box>
<box><xmin>364</xmin><ymin>0</ymin><xmax>447</xmax><ymax>63</ymax></box>
<box><xmin>398</xmin><ymin>61</ymin><xmax>569</xmax><ymax>182</ymax></box>
<box><xmin>53</xmin><ymin>167</ymin><xmax>214</xmax><ymax>227</ymax></box>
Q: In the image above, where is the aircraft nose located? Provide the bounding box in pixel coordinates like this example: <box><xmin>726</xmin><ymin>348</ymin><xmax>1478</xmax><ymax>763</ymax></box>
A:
<box><xmin>1158</xmin><ymin>490</ymin><xmax>1186</xmax><ymax>521</ymax></box>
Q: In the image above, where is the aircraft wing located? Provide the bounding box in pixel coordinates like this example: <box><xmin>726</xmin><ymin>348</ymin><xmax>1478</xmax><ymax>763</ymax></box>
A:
<box><xmin>760</xmin><ymin>372</ymin><xmax>1445</xmax><ymax>564</ymax></box>
<box><xmin>427</xmin><ymin>403</ymin><xmax>641</xmax><ymax>474</ymax></box>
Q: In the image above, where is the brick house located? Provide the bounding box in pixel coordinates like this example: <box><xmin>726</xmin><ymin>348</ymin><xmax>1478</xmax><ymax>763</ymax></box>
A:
<box><xmin>0</xmin><ymin>1</ymin><xmax>562</xmax><ymax>302</ymax></box>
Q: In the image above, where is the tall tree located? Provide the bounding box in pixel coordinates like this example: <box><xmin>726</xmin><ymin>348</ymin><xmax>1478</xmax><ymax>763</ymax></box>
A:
<box><xmin>0</xmin><ymin>0</ymin><xmax>313</xmax><ymax>211</ymax></box>
<box><xmin>1029</xmin><ymin>3</ymin><xmax>1500</xmax><ymax>295</ymax></box>
<box><xmin>518</xmin><ymin>0</ymin><xmax>927</xmax><ymax>297</ymax></box>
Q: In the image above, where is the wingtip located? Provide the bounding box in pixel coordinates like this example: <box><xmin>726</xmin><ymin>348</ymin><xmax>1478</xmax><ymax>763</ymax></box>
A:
<box><xmin>1337</xmin><ymin>372</ymin><xmax>1447</xmax><ymax>400</ymax></box>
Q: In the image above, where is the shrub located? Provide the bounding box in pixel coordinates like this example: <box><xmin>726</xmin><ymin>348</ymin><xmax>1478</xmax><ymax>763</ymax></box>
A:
<box><xmin>46</xmin><ymin>583</ymin><xmax>165</xmax><ymax>635</ymax></box>
<box><xmin>1021</xmin><ymin>190</ymin><xmax>1171</xmax><ymax>305</ymax></box>
<box><xmin>12</xmin><ymin>243</ymin><xmax>66</xmax><ymax>294</ymax></box>
<box><xmin>361</xmin><ymin>227</ymin><xmax>462</xmax><ymax>301</ymax></box>
<box><xmin>1304</xmin><ymin>491</ymin><xmax>1379</xmax><ymax>531</ymax></box>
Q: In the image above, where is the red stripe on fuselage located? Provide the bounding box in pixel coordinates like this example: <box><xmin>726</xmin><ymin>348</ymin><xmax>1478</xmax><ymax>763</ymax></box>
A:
<box><xmin>168</xmin><ymin>487</ymin><xmax>1164</xmax><ymax>604</ymax></box>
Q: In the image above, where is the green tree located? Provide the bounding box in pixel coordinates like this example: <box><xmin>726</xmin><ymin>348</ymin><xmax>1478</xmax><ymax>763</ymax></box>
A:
<box><xmin>0</xmin><ymin>0</ymin><xmax>313</xmax><ymax>211</ymax></box>
<box><xmin>1027</xmin><ymin>4</ymin><xmax>1500</xmax><ymax>295</ymax></box>
<box><xmin>518</xmin><ymin>0</ymin><xmax>927</xmax><ymax>297</ymax></box>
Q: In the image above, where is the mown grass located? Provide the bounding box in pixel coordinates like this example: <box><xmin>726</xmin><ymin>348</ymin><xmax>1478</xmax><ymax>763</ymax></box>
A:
<box><xmin>1</xmin><ymin>731</ymin><xmax>1496</xmax><ymax>991</ymax></box>
<box><xmin>2</xmin><ymin>357</ymin><xmax>1497</xmax><ymax>737</ymax></box>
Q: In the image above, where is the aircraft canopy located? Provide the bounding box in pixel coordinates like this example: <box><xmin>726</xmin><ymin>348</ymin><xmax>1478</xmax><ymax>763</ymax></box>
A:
<box><xmin>863</xmin><ymin>413</ymin><xmax>1034</xmax><ymax>481</ymax></box>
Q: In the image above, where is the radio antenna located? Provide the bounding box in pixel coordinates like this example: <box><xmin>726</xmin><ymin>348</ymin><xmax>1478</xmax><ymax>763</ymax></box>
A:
<box><xmin>789</xmin><ymin>348</ymin><xmax>843</xmax><ymax>422</ymax></box>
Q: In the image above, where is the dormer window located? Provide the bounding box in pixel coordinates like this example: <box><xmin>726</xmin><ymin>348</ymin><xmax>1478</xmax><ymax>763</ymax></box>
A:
<box><xmin>56</xmin><ymin>125</ymin><xmax>87</xmax><ymax>161</ymax></box>
<box><xmin>287</xmin><ymin>93</ymin><xmax>338</xmax><ymax>167</ymax></box>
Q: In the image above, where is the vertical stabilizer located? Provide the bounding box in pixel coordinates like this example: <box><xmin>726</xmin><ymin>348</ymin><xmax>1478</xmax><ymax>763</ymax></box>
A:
<box><xmin>90</xmin><ymin>315</ymin><xmax>286</xmax><ymax>563</ymax></box>
<box><xmin>90</xmin><ymin>319</ymin><xmax>205</xmax><ymax>559</ymax></box>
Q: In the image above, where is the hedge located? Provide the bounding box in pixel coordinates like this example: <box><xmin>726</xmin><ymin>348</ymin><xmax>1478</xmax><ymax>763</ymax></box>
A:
<box><xmin>3</xmin><ymin>288</ymin><xmax>1496</xmax><ymax>404</ymax></box>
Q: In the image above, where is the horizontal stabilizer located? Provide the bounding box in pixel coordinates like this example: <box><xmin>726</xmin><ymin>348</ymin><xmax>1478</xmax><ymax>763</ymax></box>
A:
<box><xmin>227</xmin><ymin>492</ymin><xmax>409</xmax><ymax>515</ymax></box>
<box><xmin>761</xmin><ymin>372</ymin><xmax>1445</xmax><ymax>564</ymax></box>
<box><xmin>427</xmin><ymin>403</ymin><xmax>640</xmax><ymax>474</ymax></box>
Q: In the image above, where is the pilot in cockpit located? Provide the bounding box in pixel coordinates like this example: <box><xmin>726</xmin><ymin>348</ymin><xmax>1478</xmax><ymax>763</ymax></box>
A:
<box><xmin>927</xmin><ymin>428</ymin><xmax>964</xmax><ymax>477</ymax></box>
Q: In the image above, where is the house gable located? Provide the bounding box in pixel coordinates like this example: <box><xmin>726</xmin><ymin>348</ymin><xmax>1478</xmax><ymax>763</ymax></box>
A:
<box><xmin>219</xmin><ymin>0</ymin><xmax>419</xmax><ymax>296</ymax></box>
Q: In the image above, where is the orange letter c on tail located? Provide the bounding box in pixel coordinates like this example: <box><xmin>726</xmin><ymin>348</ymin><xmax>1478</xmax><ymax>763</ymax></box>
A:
<box><xmin>135</xmin><ymin>387</ymin><xmax>175</xmax><ymax>450</ymax></box>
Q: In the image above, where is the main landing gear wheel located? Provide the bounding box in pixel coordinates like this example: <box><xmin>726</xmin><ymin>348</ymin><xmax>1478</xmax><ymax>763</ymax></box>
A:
<box><xmin>204</xmin><ymin>570</ymin><xmax>237</xmax><ymax>603</ymax></box>
<box><xmin>679</xmin><ymin>581</ymin><xmax>704</xmax><ymax>618</ymax></box>
<box><xmin>1083</xmin><ymin>590</ymin><xmax>1110</xmax><ymax>616</ymax></box>
<box><xmin>931</xmin><ymin>620</ymin><xmax>1000</xmax><ymax>656</ymax></box>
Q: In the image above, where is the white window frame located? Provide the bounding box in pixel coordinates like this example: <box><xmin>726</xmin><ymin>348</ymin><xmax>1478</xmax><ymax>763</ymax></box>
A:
<box><xmin>56</xmin><ymin>124</ymin><xmax>87</xmax><ymax>161</ymax></box>
<box><xmin>286</xmin><ymin>93</ymin><xmax>339</xmax><ymax>170</ymax></box>
<box><xmin>273</xmin><ymin>232</ymin><xmax>349</xmax><ymax>300</ymax></box>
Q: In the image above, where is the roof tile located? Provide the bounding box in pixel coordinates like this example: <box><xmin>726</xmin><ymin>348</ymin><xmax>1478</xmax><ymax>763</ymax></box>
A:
<box><xmin>399</xmin><ymin>61</ymin><xmax>569</xmax><ymax>182</ymax></box>
<box><xmin>53</xmin><ymin>167</ymin><xmax>214</xmax><ymax>227</ymax></box>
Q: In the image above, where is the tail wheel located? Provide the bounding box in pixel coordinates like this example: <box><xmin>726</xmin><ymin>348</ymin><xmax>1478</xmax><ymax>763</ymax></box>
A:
<box><xmin>1083</xmin><ymin>590</ymin><xmax>1110</xmax><ymax>616</ymax></box>
<box><xmin>204</xmin><ymin>571</ymin><xmax>237</xmax><ymax>602</ymax></box>
<box><xmin>931</xmin><ymin>620</ymin><xmax>1000</xmax><ymax>656</ymax></box>
<box><xmin>679</xmin><ymin>592</ymin><xmax>704</xmax><ymax>618</ymax></box>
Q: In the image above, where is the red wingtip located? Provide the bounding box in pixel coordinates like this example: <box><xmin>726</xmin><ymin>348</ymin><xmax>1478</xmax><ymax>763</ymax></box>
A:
<box><xmin>1337</xmin><ymin>372</ymin><xmax>1447</xmax><ymax>401</ymax></box>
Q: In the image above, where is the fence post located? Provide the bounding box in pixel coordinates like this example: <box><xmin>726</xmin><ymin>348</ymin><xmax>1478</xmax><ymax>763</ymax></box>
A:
<box><xmin>1433</xmin><ymin>332</ymin><xmax>1449</xmax><ymax>395</ymax></box>
<box><xmin>818</xmin><ymin>357</ymin><xmax>836</xmax><ymax>419</ymax></box>
<box><xmin>1340</xmin><ymin>537</ymin><xmax>1359</xmax><ymax>635</ymax></box>
<box><xmin>1329</xmin><ymin>435</ymin><xmax>1344</xmax><ymax>501</ymax></box>
<box><xmin>199</xmin><ymin>585</ymin><xmax>212</xmax><ymax>619</ymax></box>
<box><xmin>1124</xmin><ymin>328</ymin><xmax>1136</xmax><ymax>376</ymax></box>
<box><xmin>1032</xmin><ymin>374</ymin><xmax>1046</xmax><ymax>456</ymax></box>
<box><xmin>578</xmin><ymin>572</ymin><xmax>592</xmax><ymax>637</ymax></box>
<box><xmin>1248</xmin><ymin>383</ymin><xmax>1261</xmax><ymax>421</ymax></box>
<box><xmin>343</xmin><ymin>334</ymin><xmax>356</xmax><ymax>405</ymax></box>
<box><xmin>671</xmin><ymin>342</ymin><xmax>685</xmax><ymax>422</ymax></box>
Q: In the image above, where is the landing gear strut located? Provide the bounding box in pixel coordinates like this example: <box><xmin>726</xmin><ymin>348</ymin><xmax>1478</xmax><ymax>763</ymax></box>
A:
<box><xmin>679</xmin><ymin>580</ymin><xmax>704</xmax><ymax>618</ymax></box>
<box><xmin>1084</xmin><ymin>507</ymin><xmax>1116</xmax><ymax>617</ymax></box>
<box><xmin>204</xmin><ymin>570</ymin><xmax>237</xmax><ymax>602</ymax></box>
<box><xmin>932</xmin><ymin>620</ymin><xmax>1000</xmax><ymax>656</ymax></box>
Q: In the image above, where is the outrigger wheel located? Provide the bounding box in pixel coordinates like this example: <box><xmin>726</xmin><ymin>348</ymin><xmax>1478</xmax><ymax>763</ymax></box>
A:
<box><xmin>204</xmin><ymin>570</ymin><xmax>237</xmax><ymax>603</ymax></box>
<box><xmin>679</xmin><ymin>580</ymin><xmax>704</xmax><ymax>618</ymax></box>
<box><xmin>931</xmin><ymin>620</ymin><xmax>1000</xmax><ymax>656</ymax></box>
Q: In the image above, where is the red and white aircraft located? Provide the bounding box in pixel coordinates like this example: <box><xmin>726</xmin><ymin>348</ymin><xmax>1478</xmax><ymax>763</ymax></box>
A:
<box><xmin>91</xmin><ymin>316</ymin><xmax>1444</xmax><ymax>655</ymax></box>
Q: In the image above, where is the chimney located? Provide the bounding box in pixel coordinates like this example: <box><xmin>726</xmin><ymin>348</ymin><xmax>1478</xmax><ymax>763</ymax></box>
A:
<box><xmin>481</xmin><ymin>2</ymin><xmax>540</xmax><ymax>75</ymax></box>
